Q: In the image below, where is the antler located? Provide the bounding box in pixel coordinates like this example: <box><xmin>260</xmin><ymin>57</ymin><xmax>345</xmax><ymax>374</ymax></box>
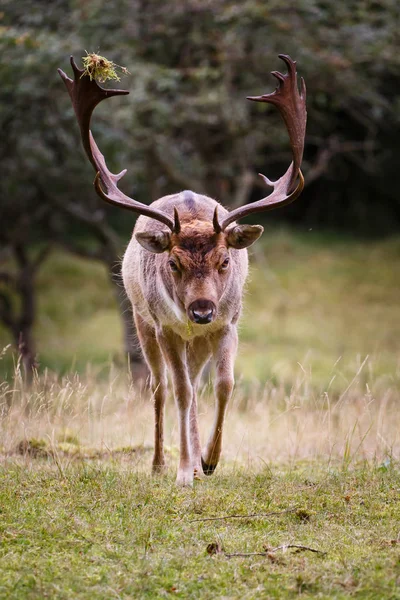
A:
<box><xmin>58</xmin><ymin>56</ymin><xmax>177</xmax><ymax>231</ymax></box>
<box><xmin>218</xmin><ymin>54</ymin><xmax>307</xmax><ymax>231</ymax></box>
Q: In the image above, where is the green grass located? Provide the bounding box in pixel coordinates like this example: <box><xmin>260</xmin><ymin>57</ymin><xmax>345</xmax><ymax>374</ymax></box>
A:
<box><xmin>1</xmin><ymin>460</ymin><xmax>399</xmax><ymax>599</ymax></box>
<box><xmin>0</xmin><ymin>356</ymin><xmax>399</xmax><ymax>598</ymax></box>
<box><xmin>239</xmin><ymin>231</ymin><xmax>400</xmax><ymax>387</ymax></box>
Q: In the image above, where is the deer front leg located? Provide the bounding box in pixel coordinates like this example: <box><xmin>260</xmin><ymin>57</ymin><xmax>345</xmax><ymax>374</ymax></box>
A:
<box><xmin>187</xmin><ymin>338</ymin><xmax>212</xmax><ymax>476</ymax></box>
<box><xmin>202</xmin><ymin>325</ymin><xmax>238</xmax><ymax>475</ymax></box>
<box><xmin>134</xmin><ymin>312</ymin><xmax>167</xmax><ymax>473</ymax></box>
<box><xmin>157</xmin><ymin>328</ymin><xmax>194</xmax><ymax>486</ymax></box>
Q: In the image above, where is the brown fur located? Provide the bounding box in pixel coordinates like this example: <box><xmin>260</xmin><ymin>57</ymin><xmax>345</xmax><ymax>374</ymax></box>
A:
<box><xmin>122</xmin><ymin>191</ymin><xmax>261</xmax><ymax>485</ymax></box>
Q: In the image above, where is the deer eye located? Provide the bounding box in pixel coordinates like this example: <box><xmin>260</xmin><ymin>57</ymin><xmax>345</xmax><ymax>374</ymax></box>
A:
<box><xmin>168</xmin><ymin>259</ymin><xmax>179</xmax><ymax>272</ymax></box>
<box><xmin>220</xmin><ymin>257</ymin><xmax>230</xmax><ymax>271</ymax></box>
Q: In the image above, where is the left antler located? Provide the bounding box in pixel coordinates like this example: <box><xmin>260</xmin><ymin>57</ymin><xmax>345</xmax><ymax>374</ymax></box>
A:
<box><xmin>218</xmin><ymin>54</ymin><xmax>307</xmax><ymax>231</ymax></box>
<box><xmin>58</xmin><ymin>56</ymin><xmax>178</xmax><ymax>231</ymax></box>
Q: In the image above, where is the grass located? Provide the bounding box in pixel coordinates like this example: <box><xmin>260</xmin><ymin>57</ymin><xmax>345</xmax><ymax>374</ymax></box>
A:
<box><xmin>1</xmin><ymin>459</ymin><xmax>399</xmax><ymax>598</ymax></box>
<box><xmin>0</xmin><ymin>359</ymin><xmax>399</xmax><ymax>598</ymax></box>
<box><xmin>240</xmin><ymin>231</ymin><xmax>400</xmax><ymax>387</ymax></box>
<box><xmin>0</xmin><ymin>229</ymin><xmax>399</xmax><ymax>597</ymax></box>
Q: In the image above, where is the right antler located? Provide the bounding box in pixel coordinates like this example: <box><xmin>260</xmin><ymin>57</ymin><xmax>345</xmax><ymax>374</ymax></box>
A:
<box><xmin>218</xmin><ymin>54</ymin><xmax>307</xmax><ymax>231</ymax></box>
<box><xmin>58</xmin><ymin>56</ymin><xmax>177</xmax><ymax>231</ymax></box>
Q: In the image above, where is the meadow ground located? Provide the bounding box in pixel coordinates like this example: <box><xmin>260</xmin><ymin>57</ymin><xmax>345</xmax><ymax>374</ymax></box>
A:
<box><xmin>0</xmin><ymin>230</ymin><xmax>399</xmax><ymax>598</ymax></box>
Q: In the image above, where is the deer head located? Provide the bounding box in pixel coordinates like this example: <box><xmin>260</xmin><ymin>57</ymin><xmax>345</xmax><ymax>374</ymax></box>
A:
<box><xmin>137</xmin><ymin>214</ymin><xmax>264</xmax><ymax>324</ymax></box>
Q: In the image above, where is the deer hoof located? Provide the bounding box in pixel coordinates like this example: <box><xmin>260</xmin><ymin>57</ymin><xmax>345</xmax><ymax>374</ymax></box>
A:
<box><xmin>193</xmin><ymin>465</ymin><xmax>204</xmax><ymax>480</ymax></box>
<box><xmin>152</xmin><ymin>462</ymin><xmax>168</xmax><ymax>475</ymax></box>
<box><xmin>176</xmin><ymin>468</ymin><xmax>194</xmax><ymax>487</ymax></box>
<box><xmin>201</xmin><ymin>457</ymin><xmax>217</xmax><ymax>476</ymax></box>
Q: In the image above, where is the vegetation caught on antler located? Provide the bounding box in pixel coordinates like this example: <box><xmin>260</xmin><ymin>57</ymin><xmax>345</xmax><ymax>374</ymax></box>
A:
<box><xmin>81</xmin><ymin>52</ymin><xmax>129</xmax><ymax>83</ymax></box>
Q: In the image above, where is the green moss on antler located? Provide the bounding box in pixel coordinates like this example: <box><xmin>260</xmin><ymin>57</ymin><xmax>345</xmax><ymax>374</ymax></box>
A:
<box><xmin>81</xmin><ymin>52</ymin><xmax>129</xmax><ymax>83</ymax></box>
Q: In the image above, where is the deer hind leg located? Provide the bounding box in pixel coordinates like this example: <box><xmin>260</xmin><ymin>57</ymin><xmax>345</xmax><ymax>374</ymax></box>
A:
<box><xmin>187</xmin><ymin>338</ymin><xmax>212</xmax><ymax>477</ymax></box>
<box><xmin>202</xmin><ymin>325</ymin><xmax>238</xmax><ymax>475</ymax></box>
<box><xmin>134</xmin><ymin>311</ymin><xmax>168</xmax><ymax>473</ymax></box>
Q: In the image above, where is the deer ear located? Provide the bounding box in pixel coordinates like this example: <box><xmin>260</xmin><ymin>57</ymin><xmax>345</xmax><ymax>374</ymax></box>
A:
<box><xmin>135</xmin><ymin>231</ymin><xmax>171</xmax><ymax>253</ymax></box>
<box><xmin>225</xmin><ymin>225</ymin><xmax>264</xmax><ymax>249</ymax></box>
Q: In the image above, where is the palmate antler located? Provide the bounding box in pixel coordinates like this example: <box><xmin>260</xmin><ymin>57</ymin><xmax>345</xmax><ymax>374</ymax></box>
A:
<box><xmin>58</xmin><ymin>57</ymin><xmax>178</xmax><ymax>231</ymax></box>
<box><xmin>217</xmin><ymin>54</ymin><xmax>307</xmax><ymax>231</ymax></box>
<box><xmin>58</xmin><ymin>54</ymin><xmax>306</xmax><ymax>234</ymax></box>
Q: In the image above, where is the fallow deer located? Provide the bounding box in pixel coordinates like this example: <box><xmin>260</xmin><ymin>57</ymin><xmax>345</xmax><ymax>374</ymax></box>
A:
<box><xmin>58</xmin><ymin>54</ymin><xmax>307</xmax><ymax>486</ymax></box>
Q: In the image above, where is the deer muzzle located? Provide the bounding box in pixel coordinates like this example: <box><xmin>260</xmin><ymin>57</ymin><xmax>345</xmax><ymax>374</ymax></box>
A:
<box><xmin>188</xmin><ymin>299</ymin><xmax>216</xmax><ymax>324</ymax></box>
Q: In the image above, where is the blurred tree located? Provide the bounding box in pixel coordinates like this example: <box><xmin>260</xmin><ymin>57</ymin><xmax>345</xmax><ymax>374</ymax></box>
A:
<box><xmin>1</xmin><ymin>0</ymin><xmax>399</xmax><ymax>372</ymax></box>
<box><xmin>0</xmin><ymin>214</ymin><xmax>50</xmax><ymax>378</ymax></box>
<box><xmin>0</xmin><ymin>9</ymin><xmax>143</xmax><ymax>373</ymax></box>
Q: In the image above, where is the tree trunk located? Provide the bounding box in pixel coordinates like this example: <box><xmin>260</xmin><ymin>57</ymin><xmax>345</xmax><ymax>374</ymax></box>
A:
<box><xmin>15</xmin><ymin>245</ymin><xmax>38</xmax><ymax>384</ymax></box>
<box><xmin>108</xmin><ymin>259</ymin><xmax>148</xmax><ymax>383</ymax></box>
<box><xmin>16</xmin><ymin>326</ymin><xmax>36</xmax><ymax>383</ymax></box>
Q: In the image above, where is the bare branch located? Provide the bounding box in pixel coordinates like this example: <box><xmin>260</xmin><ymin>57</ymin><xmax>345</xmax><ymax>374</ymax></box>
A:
<box><xmin>36</xmin><ymin>178</ymin><xmax>121</xmax><ymax>251</ymax></box>
<box><xmin>13</xmin><ymin>244</ymin><xmax>27</xmax><ymax>268</ymax></box>
<box><xmin>224</xmin><ymin>544</ymin><xmax>327</xmax><ymax>558</ymax></box>
<box><xmin>0</xmin><ymin>272</ymin><xmax>15</xmax><ymax>285</ymax></box>
<box><xmin>152</xmin><ymin>140</ymin><xmax>206</xmax><ymax>195</ymax></box>
<box><xmin>306</xmin><ymin>136</ymin><xmax>376</xmax><ymax>186</ymax></box>
<box><xmin>0</xmin><ymin>290</ymin><xmax>16</xmax><ymax>331</ymax></box>
<box><xmin>189</xmin><ymin>506</ymin><xmax>298</xmax><ymax>523</ymax></box>
<box><xmin>32</xmin><ymin>245</ymin><xmax>51</xmax><ymax>271</ymax></box>
<box><xmin>56</xmin><ymin>239</ymin><xmax>104</xmax><ymax>262</ymax></box>
<box><xmin>231</xmin><ymin>169</ymin><xmax>256</xmax><ymax>209</ymax></box>
<box><xmin>57</xmin><ymin>200</ymin><xmax>120</xmax><ymax>249</ymax></box>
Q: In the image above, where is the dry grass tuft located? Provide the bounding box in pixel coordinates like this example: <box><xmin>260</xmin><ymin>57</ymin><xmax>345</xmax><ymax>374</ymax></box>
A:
<box><xmin>1</xmin><ymin>354</ymin><xmax>398</xmax><ymax>470</ymax></box>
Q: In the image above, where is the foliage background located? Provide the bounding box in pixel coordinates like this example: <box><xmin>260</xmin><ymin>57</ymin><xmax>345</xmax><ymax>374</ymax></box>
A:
<box><xmin>0</xmin><ymin>0</ymin><xmax>399</xmax><ymax>375</ymax></box>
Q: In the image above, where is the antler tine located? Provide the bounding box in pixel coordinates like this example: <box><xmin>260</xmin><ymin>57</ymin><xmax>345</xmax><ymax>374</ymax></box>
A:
<box><xmin>173</xmin><ymin>207</ymin><xmax>181</xmax><ymax>234</ymax></box>
<box><xmin>220</xmin><ymin>54</ymin><xmax>307</xmax><ymax>231</ymax></box>
<box><xmin>213</xmin><ymin>206</ymin><xmax>222</xmax><ymax>234</ymax></box>
<box><xmin>58</xmin><ymin>56</ymin><xmax>175</xmax><ymax>231</ymax></box>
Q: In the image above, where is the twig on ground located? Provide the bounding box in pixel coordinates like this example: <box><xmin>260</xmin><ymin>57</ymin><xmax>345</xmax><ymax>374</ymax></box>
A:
<box><xmin>189</xmin><ymin>506</ymin><xmax>298</xmax><ymax>523</ymax></box>
<box><xmin>224</xmin><ymin>544</ymin><xmax>327</xmax><ymax>558</ymax></box>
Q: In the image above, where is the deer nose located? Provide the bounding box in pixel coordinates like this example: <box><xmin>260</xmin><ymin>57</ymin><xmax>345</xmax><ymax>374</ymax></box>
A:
<box><xmin>188</xmin><ymin>299</ymin><xmax>216</xmax><ymax>324</ymax></box>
